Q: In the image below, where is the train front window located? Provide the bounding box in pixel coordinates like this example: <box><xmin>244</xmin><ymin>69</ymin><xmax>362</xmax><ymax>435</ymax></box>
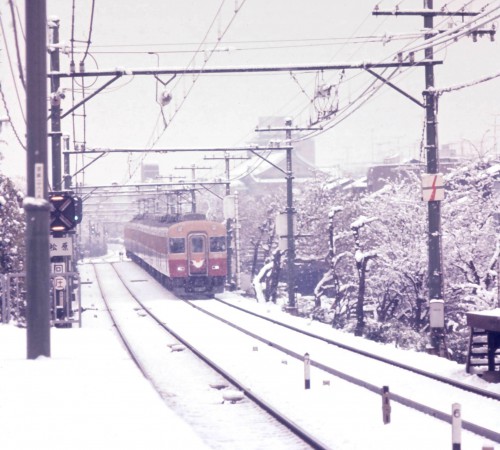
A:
<box><xmin>191</xmin><ymin>236</ymin><xmax>204</xmax><ymax>253</ymax></box>
<box><xmin>210</xmin><ymin>237</ymin><xmax>226</xmax><ymax>252</ymax></box>
<box><xmin>169</xmin><ymin>237</ymin><xmax>185</xmax><ymax>253</ymax></box>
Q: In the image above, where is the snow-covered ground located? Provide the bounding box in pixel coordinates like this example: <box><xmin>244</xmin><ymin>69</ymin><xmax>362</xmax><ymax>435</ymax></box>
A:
<box><xmin>0</xmin><ymin>247</ymin><xmax>498</xmax><ymax>449</ymax></box>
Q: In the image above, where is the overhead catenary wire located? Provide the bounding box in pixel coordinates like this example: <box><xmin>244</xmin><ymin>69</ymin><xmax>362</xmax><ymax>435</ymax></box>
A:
<box><xmin>123</xmin><ymin>1</ymin><xmax>248</xmax><ymax>187</ymax></box>
<box><xmin>287</xmin><ymin>0</ymin><xmax>496</xmax><ymax>129</ymax></box>
<box><xmin>79</xmin><ymin>0</ymin><xmax>96</xmax><ymax>67</ymax></box>
<box><xmin>289</xmin><ymin>2</ymin><xmax>500</xmax><ymax>143</ymax></box>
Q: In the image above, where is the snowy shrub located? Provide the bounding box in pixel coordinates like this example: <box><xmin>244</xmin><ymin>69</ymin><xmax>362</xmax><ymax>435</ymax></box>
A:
<box><xmin>0</xmin><ymin>174</ymin><xmax>26</xmax><ymax>324</ymax></box>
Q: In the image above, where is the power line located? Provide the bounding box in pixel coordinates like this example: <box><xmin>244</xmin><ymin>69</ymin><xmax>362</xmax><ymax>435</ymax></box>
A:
<box><xmin>289</xmin><ymin>2</ymin><xmax>499</xmax><ymax>140</ymax></box>
<box><xmin>0</xmin><ymin>11</ymin><xmax>26</xmax><ymax>123</ymax></box>
<box><xmin>0</xmin><ymin>82</ymin><xmax>26</xmax><ymax>150</ymax></box>
<box><xmin>79</xmin><ymin>0</ymin><xmax>96</xmax><ymax>67</ymax></box>
<box><xmin>8</xmin><ymin>0</ymin><xmax>25</xmax><ymax>89</ymax></box>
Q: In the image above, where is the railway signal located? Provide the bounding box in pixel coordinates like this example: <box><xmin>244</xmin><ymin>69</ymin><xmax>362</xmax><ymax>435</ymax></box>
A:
<box><xmin>49</xmin><ymin>191</ymin><xmax>82</xmax><ymax>232</ymax></box>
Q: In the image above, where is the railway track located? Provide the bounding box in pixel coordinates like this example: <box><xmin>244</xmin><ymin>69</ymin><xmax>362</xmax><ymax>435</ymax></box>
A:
<box><xmin>180</xmin><ymin>296</ymin><xmax>500</xmax><ymax>443</ymax></box>
<box><xmin>91</xmin><ymin>262</ymin><xmax>325</xmax><ymax>450</ymax></box>
<box><xmin>209</xmin><ymin>295</ymin><xmax>500</xmax><ymax>402</ymax></box>
<box><xmin>93</xmin><ymin>260</ymin><xmax>500</xmax><ymax>448</ymax></box>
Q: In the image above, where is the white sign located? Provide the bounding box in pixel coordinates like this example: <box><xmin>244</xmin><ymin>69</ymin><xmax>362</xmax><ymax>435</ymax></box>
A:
<box><xmin>49</xmin><ymin>236</ymin><xmax>73</xmax><ymax>257</ymax></box>
<box><xmin>53</xmin><ymin>276</ymin><xmax>67</xmax><ymax>291</ymax></box>
<box><xmin>223</xmin><ymin>195</ymin><xmax>236</xmax><ymax>219</ymax></box>
<box><xmin>52</xmin><ymin>262</ymin><xmax>66</xmax><ymax>274</ymax></box>
<box><xmin>34</xmin><ymin>163</ymin><xmax>44</xmax><ymax>199</ymax></box>
<box><xmin>421</xmin><ymin>173</ymin><xmax>444</xmax><ymax>201</ymax></box>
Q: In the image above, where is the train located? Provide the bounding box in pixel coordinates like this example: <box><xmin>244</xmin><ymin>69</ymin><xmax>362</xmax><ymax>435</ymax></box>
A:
<box><xmin>124</xmin><ymin>213</ymin><xmax>227</xmax><ymax>295</ymax></box>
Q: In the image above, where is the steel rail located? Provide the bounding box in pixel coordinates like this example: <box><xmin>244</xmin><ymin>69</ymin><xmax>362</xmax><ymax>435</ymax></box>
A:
<box><xmin>213</xmin><ymin>296</ymin><xmax>500</xmax><ymax>402</ymax></box>
<box><xmin>109</xmin><ymin>262</ymin><xmax>332</xmax><ymax>450</ymax></box>
<box><xmin>181</xmin><ymin>298</ymin><xmax>500</xmax><ymax>444</ymax></box>
<box><xmin>91</xmin><ymin>263</ymin><xmax>150</xmax><ymax>379</ymax></box>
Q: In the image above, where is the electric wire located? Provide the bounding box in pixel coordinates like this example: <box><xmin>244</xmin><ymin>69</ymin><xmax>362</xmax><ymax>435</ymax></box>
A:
<box><xmin>0</xmin><ymin>82</ymin><xmax>26</xmax><ymax>150</ymax></box>
<box><xmin>79</xmin><ymin>0</ymin><xmax>96</xmax><ymax>67</ymax></box>
<box><xmin>0</xmin><ymin>11</ymin><xmax>26</xmax><ymax>124</ymax></box>
<box><xmin>289</xmin><ymin>1</ymin><xmax>500</xmax><ymax>143</ymax></box>
<box><xmin>146</xmin><ymin>0</ymin><xmax>230</xmax><ymax>148</ymax></box>
<box><xmin>437</xmin><ymin>69</ymin><xmax>500</xmax><ymax>94</ymax></box>
<box><xmin>7</xmin><ymin>0</ymin><xmax>25</xmax><ymax>89</ymax></box>
<box><xmin>123</xmin><ymin>1</ymin><xmax>248</xmax><ymax>187</ymax></box>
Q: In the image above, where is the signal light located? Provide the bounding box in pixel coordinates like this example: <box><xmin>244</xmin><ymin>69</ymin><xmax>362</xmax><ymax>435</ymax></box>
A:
<box><xmin>49</xmin><ymin>191</ymin><xmax>82</xmax><ymax>233</ymax></box>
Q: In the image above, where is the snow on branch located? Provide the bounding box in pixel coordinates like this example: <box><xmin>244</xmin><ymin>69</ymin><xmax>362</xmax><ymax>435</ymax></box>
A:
<box><xmin>252</xmin><ymin>260</ymin><xmax>274</xmax><ymax>303</ymax></box>
<box><xmin>355</xmin><ymin>249</ymin><xmax>378</xmax><ymax>263</ymax></box>
<box><xmin>328</xmin><ymin>205</ymin><xmax>343</xmax><ymax>218</ymax></box>
<box><xmin>350</xmin><ymin>215</ymin><xmax>378</xmax><ymax>230</ymax></box>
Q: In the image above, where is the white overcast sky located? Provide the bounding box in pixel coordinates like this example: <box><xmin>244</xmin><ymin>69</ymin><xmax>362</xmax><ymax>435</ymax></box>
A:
<box><xmin>1</xmin><ymin>0</ymin><xmax>499</xmax><ymax>185</ymax></box>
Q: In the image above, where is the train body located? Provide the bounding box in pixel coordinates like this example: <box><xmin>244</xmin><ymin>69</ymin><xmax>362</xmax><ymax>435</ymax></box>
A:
<box><xmin>124</xmin><ymin>214</ymin><xmax>227</xmax><ymax>295</ymax></box>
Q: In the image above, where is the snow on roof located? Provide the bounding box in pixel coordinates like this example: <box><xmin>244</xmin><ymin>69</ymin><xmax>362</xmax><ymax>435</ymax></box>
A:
<box><xmin>345</xmin><ymin>176</ymin><xmax>367</xmax><ymax>189</ymax></box>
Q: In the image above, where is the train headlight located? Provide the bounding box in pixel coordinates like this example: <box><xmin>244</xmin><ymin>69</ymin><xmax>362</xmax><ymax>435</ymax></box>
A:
<box><xmin>177</xmin><ymin>266</ymin><xmax>186</xmax><ymax>272</ymax></box>
<box><xmin>212</xmin><ymin>265</ymin><xmax>220</xmax><ymax>270</ymax></box>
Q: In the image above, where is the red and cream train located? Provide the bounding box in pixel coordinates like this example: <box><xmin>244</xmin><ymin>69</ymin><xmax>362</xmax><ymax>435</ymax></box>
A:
<box><xmin>124</xmin><ymin>214</ymin><xmax>227</xmax><ymax>295</ymax></box>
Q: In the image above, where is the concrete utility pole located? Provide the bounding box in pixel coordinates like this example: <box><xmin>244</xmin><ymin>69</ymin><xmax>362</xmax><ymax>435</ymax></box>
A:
<box><xmin>285</xmin><ymin>119</ymin><xmax>296</xmax><ymax>313</ymax></box>
<box><xmin>256</xmin><ymin>120</ymin><xmax>321</xmax><ymax>314</ymax></box>
<box><xmin>175</xmin><ymin>164</ymin><xmax>211</xmax><ymax>213</ymax></box>
<box><xmin>48</xmin><ymin>16</ymin><xmax>62</xmax><ymax>190</ymax></box>
<box><xmin>26</xmin><ymin>0</ymin><xmax>51</xmax><ymax>359</ymax></box>
<box><xmin>373</xmin><ymin>1</ymin><xmax>493</xmax><ymax>356</ymax></box>
<box><xmin>422</xmin><ymin>0</ymin><xmax>445</xmax><ymax>355</ymax></box>
<box><xmin>204</xmin><ymin>152</ymin><xmax>249</xmax><ymax>289</ymax></box>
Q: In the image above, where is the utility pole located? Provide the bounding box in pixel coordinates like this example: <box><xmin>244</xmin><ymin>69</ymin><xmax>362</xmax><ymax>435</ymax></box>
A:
<box><xmin>285</xmin><ymin>119</ymin><xmax>296</xmax><ymax>313</ymax></box>
<box><xmin>256</xmin><ymin>119</ymin><xmax>321</xmax><ymax>314</ymax></box>
<box><xmin>25</xmin><ymin>0</ymin><xmax>51</xmax><ymax>359</ymax></box>
<box><xmin>204</xmin><ymin>152</ymin><xmax>249</xmax><ymax>289</ymax></box>
<box><xmin>423</xmin><ymin>0</ymin><xmax>445</xmax><ymax>355</ymax></box>
<box><xmin>175</xmin><ymin>164</ymin><xmax>211</xmax><ymax>213</ymax></box>
<box><xmin>373</xmin><ymin>1</ymin><xmax>494</xmax><ymax>356</ymax></box>
<box><xmin>48</xmin><ymin>16</ymin><xmax>62</xmax><ymax>190</ymax></box>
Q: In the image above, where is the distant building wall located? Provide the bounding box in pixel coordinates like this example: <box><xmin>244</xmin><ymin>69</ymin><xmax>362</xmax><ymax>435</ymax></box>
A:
<box><xmin>141</xmin><ymin>162</ymin><xmax>159</xmax><ymax>182</ymax></box>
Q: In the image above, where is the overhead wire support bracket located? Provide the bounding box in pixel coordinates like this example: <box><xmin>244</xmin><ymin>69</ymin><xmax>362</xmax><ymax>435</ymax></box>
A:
<box><xmin>364</xmin><ymin>68</ymin><xmax>425</xmax><ymax>108</ymax></box>
<box><xmin>47</xmin><ymin>74</ymin><xmax>123</xmax><ymax>121</ymax></box>
<box><xmin>248</xmin><ymin>149</ymin><xmax>287</xmax><ymax>175</ymax></box>
<box><xmin>64</xmin><ymin>145</ymin><xmax>293</xmax><ymax>155</ymax></box>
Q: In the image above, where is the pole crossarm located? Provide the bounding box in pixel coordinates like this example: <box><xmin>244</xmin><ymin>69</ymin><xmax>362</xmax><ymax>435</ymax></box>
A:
<box><xmin>373</xmin><ymin>9</ymin><xmax>479</xmax><ymax>17</ymax></box>
<box><xmin>365</xmin><ymin>68</ymin><xmax>425</xmax><ymax>108</ymax></box>
<box><xmin>48</xmin><ymin>60</ymin><xmax>442</xmax><ymax>79</ymax></box>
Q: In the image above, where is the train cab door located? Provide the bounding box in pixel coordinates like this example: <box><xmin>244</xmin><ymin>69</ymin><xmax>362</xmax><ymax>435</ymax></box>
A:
<box><xmin>188</xmin><ymin>233</ymin><xmax>208</xmax><ymax>276</ymax></box>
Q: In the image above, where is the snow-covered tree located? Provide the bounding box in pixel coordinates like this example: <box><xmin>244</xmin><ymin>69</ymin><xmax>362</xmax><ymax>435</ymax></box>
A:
<box><xmin>440</xmin><ymin>160</ymin><xmax>499</xmax><ymax>360</ymax></box>
<box><xmin>350</xmin><ymin>215</ymin><xmax>378</xmax><ymax>336</ymax></box>
<box><xmin>0</xmin><ymin>173</ymin><xmax>26</xmax><ymax>323</ymax></box>
<box><xmin>0</xmin><ymin>174</ymin><xmax>25</xmax><ymax>274</ymax></box>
